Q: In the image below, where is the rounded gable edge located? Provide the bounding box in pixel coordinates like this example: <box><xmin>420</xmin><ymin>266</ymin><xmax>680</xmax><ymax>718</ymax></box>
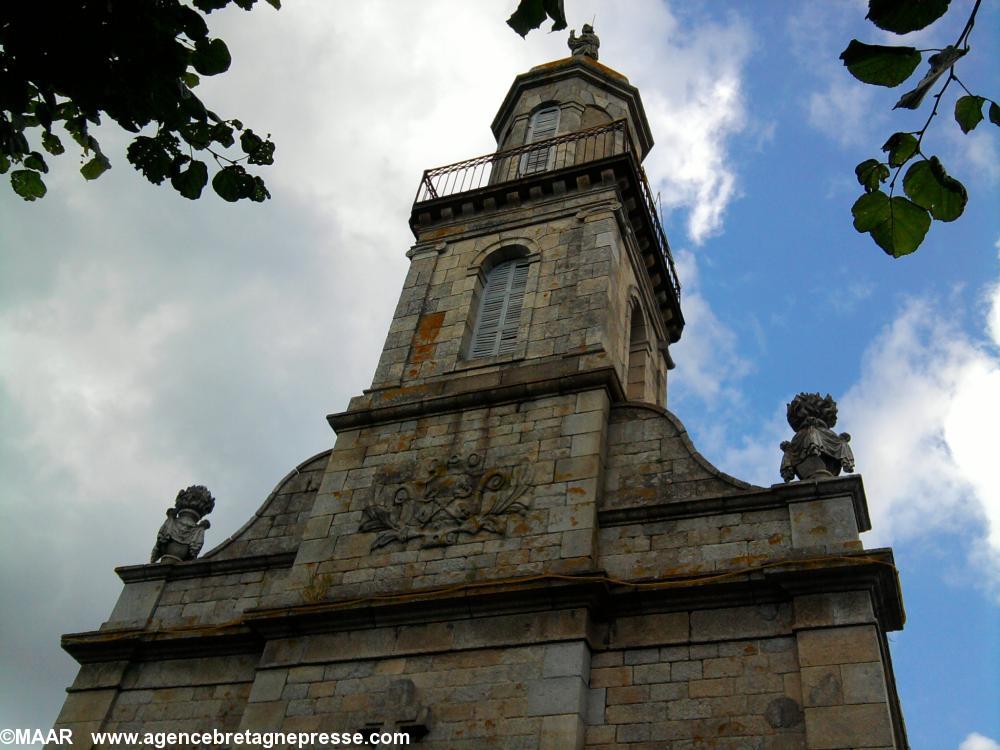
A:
<box><xmin>609</xmin><ymin>401</ymin><xmax>761</xmax><ymax>492</ymax></box>
<box><xmin>200</xmin><ymin>448</ymin><xmax>333</xmax><ymax>559</ymax></box>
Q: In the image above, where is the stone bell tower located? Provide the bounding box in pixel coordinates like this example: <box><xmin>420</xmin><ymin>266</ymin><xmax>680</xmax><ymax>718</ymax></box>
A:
<box><xmin>54</xmin><ymin>35</ymin><xmax>908</xmax><ymax>750</ymax></box>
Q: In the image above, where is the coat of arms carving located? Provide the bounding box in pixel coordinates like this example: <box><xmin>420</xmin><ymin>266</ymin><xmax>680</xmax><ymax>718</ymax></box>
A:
<box><xmin>359</xmin><ymin>453</ymin><xmax>530</xmax><ymax>550</ymax></box>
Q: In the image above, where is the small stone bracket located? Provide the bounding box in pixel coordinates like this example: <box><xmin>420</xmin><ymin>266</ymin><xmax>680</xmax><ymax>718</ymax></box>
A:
<box><xmin>362</xmin><ymin>679</ymin><xmax>432</xmax><ymax>746</ymax></box>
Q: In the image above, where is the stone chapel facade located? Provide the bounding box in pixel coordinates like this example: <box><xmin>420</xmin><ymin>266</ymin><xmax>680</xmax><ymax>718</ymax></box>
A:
<box><xmin>53</xmin><ymin>51</ymin><xmax>909</xmax><ymax>749</ymax></box>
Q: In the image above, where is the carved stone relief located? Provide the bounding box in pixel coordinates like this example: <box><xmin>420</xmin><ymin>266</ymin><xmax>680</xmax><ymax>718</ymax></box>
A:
<box><xmin>359</xmin><ymin>453</ymin><xmax>530</xmax><ymax>550</ymax></box>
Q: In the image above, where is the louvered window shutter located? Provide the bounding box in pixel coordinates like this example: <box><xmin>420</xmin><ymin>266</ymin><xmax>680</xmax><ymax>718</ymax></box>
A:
<box><xmin>521</xmin><ymin>107</ymin><xmax>560</xmax><ymax>175</ymax></box>
<box><xmin>471</xmin><ymin>259</ymin><xmax>531</xmax><ymax>358</ymax></box>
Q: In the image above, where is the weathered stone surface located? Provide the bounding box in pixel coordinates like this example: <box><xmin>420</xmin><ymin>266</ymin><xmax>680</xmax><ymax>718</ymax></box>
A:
<box><xmin>764</xmin><ymin>696</ymin><xmax>805</xmax><ymax>728</ymax></box>
<box><xmin>105</xmin><ymin>580</ymin><xmax>164</xmax><ymax>628</ymax></box>
<box><xmin>526</xmin><ymin>676</ymin><xmax>588</xmax><ymax>716</ymax></box>
<box><xmin>796</xmin><ymin>625</ymin><xmax>882</xmax><ymax>667</ymax></box>
<box><xmin>794</xmin><ymin>591</ymin><xmax>875</xmax><ymax>629</ymax></box>
<box><xmin>612</xmin><ymin>612</ymin><xmax>688</xmax><ymax>647</ymax></box>
<box><xmin>690</xmin><ymin>604</ymin><xmax>792</xmax><ymax>642</ymax></box>
<box><xmin>789</xmin><ymin>497</ymin><xmax>860</xmax><ymax>550</ymax></box>
<box><xmin>804</xmin><ymin>703</ymin><xmax>894</xmax><ymax>748</ymax></box>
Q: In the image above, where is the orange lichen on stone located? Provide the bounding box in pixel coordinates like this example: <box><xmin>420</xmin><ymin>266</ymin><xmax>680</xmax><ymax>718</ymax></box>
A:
<box><xmin>420</xmin><ymin>224</ymin><xmax>467</xmax><ymax>241</ymax></box>
<box><xmin>411</xmin><ymin>311</ymin><xmax>446</xmax><ymax>363</ymax></box>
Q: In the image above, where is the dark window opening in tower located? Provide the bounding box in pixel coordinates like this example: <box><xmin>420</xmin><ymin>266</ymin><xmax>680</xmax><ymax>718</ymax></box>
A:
<box><xmin>470</xmin><ymin>258</ymin><xmax>530</xmax><ymax>358</ymax></box>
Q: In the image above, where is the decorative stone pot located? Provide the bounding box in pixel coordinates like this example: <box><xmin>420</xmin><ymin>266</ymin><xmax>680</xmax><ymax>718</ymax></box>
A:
<box><xmin>792</xmin><ymin>454</ymin><xmax>840</xmax><ymax>481</ymax></box>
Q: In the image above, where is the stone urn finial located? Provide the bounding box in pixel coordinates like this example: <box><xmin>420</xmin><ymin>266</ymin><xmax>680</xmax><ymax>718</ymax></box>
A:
<box><xmin>779</xmin><ymin>393</ymin><xmax>855</xmax><ymax>482</ymax></box>
<box><xmin>568</xmin><ymin>24</ymin><xmax>600</xmax><ymax>60</ymax></box>
<box><xmin>150</xmin><ymin>485</ymin><xmax>215</xmax><ymax>564</ymax></box>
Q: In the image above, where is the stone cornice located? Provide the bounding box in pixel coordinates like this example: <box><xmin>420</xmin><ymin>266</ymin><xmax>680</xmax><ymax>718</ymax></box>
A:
<box><xmin>115</xmin><ymin>551</ymin><xmax>296</xmax><ymax>584</ymax></box>
<box><xmin>63</xmin><ymin>551</ymin><xmax>903</xmax><ymax>664</ymax></box>
<box><xmin>599</xmin><ymin>474</ymin><xmax>872</xmax><ymax>533</ymax></box>
<box><xmin>328</xmin><ymin>363</ymin><xmax>626</xmax><ymax>432</ymax></box>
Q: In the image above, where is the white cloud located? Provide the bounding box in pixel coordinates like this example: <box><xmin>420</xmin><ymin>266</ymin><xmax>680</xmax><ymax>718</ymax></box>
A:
<box><xmin>807</xmin><ymin>79</ymin><xmax>881</xmax><ymax>148</ymax></box>
<box><xmin>787</xmin><ymin>2</ymin><xmax>887</xmax><ymax>149</ymax></box>
<box><xmin>959</xmin><ymin>733</ymin><xmax>1000</xmax><ymax>750</ymax></box>
<box><xmin>630</xmin><ymin>13</ymin><xmax>752</xmax><ymax>243</ymax></box>
<box><xmin>828</xmin><ymin>278</ymin><xmax>876</xmax><ymax>314</ymax></box>
<box><xmin>837</xmin><ymin>271</ymin><xmax>1000</xmax><ymax>594</ymax></box>
<box><xmin>669</xmin><ymin>250</ymin><xmax>753</xmax><ymax>408</ymax></box>
<box><xmin>944</xmin><ymin>125</ymin><xmax>1000</xmax><ymax>186</ymax></box>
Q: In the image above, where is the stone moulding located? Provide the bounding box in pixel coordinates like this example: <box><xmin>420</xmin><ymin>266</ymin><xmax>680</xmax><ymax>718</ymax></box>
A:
<box><xmin>328</xmin><ymin>363</ymin><xmax>625</xmax><ymax>431</ymax></box>
<box><xmin>599</xmin><ymin>474</ymin><xmax>872</xmax><ymax>532</ymax></box>
<box><xmin>116</xmin><ymin>551</ymin><xmax>296</xmax><ymax>583</ymax></box>
<box><xmin>60</xmin><ymin>549</ymin><xmax>904</xmax><ymax>663</ymax></box>
<box><xmin>359</xmin><ymin>453</ymin><xmax>530</xmax><ymax>550</ymax></box>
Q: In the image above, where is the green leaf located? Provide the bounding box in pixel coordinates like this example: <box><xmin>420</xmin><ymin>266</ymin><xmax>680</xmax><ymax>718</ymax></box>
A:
<box><xmin>212</xmin><ymin>164</ymin><xmax>251</xmax><ymax>201</ymax></box>
<box><xmin>211</xmin><ymin>123</ymin><xmax>235</xmax><ymax>148</ymax></box>
<box><xmin>954</xmin><ymin>95</ymin><xmax>986</xmax><ymax>134</ymax></box>
<box><xmin>0</xmin><ymin>154</ymin><xmax>9</xmax><ymax>175</ymax></box>
<box><xmin>852</xmin><ymin>191</ymin><xmax>931</xmax><ymax>256</ymax></box>
<box><xmin>881</xmin><ymin>132</ymin><xmax>919</xmax><ymax>167</ymax></box>
<box><xmin>240</xmin><ymin>129</ymin><xmax>263</xmax><ymax>154</ymax></box>
<box><xmin>894</xmin><ymin>46</ymin><xmax>967</xmax><ymax>109</ymax></box>
<box><xmin>80</xmin><ymin>154</ymin><xmax>111</xmax><ymax>180</ymax></box>
<box><xmin>191</xmin><ymin>38</ymin><xmax>232</xmax><ymax>76</ymax></box>
<box><xmin>840</xmin><ymin>40</ymin><xmax>920</xmax><ymax>87</ymax></box>
<box><xmin>866</xmin><ymin>0</ymin><xmax>950</xmax><ymax>34</ymax></box>
<box><xmin>507</xmin><ymin>0</ymin><xmax>567</xmax><ymax>38</ymax></box>
<box><xmin>248</xmin><ymin>142</ymin><xmax>274</xmax><ymax>166</ymax></box>
<box><xmin>264</xmin><ymin>0</ymin><xmax>280</xmax><ymax>7</ymax></box>
<box><xmin>171</xmin><ymin>160</ymin><xmax>209</xmax><ymax>200</ymax></box>
<box><xmin>178</xmin><ymin>7</ymin><xmax>209</xmax><ymax>39</ymax></box>
<box><xmin>852</xmin><ymin>190</ymin><xmax>890</xmax><ymax>232</ymax></box>
<box><xmin>181</xmin><ymin>72</ymin><xmax>201</xmax><ymax>89</ymax></box>
<box><xmin>870</xmin><ymin>197</ymin><xmax>931</xmax><ymax>257</ymax></box>
<box><xmin>11</xmin><ymin>169</ymin><xmax>47</xmax><ymax>201</ymax></box>
<box><xmin>249</xmin><ymin>175</ymin><xmax>270</xmax><ymax>202</ymax></box>
<box><xmin>855</xmin><ymin>159</ymin><xmax>890</xmax><ymax>192</ymax></box>
<box><xmin>41</xmin><ymin>131</ymin><xmax>65</xmax><ymax>155</ymax></box>
<box><xmin>127</xmin><ymin>136</ymin><xmax>174</xmax><ymax>185</ymax></box>
<box><xmin>192</xmin><ymin>0</ymin><xmax>230</xmax><ymax>11</ymax></box>
<box><xmin>903</xmin><ymin>156</ymin><xmax>967</xmax><ymax>222</ymax></box>
<box><xmin>990</xmin><ymin>102</ymin><xmax>1000</xmax><ymax>126</ymax></box>
<box><xmin>24</xmin><ymin>152</ymin><xmax>48</xmax><ymax>173</ymax></box>
<box><xmin>180</xmin><ymin>121</ymin><xmax>213</xmax><ymax>149</ymax></box>
<box><xmin>240</xmin><ymin>129</ymin><xmax>275</xmax><ymax>165</ymax></box>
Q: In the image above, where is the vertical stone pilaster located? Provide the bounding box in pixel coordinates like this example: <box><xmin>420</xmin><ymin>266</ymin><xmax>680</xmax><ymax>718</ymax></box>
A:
<box><xmin>529</xmin><ymin>641</ymin><xmax>590</xmax><ymax>750</ymax></box>
<box><xmin>238</xmin><ymin>667</ymin><xmax>290</xmax><ymax>733</ymax></box>
<box><xmin>794</xmin><ymin>592</ymin><xmax>898</xmax><ymax>749</ymax></box>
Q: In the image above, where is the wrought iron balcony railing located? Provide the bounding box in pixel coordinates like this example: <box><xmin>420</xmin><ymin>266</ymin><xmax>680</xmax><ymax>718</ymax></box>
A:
<box><xmin>413</xmin><ymin>120</ymin><xmax>680</xmax><ymax>301</ymax></box>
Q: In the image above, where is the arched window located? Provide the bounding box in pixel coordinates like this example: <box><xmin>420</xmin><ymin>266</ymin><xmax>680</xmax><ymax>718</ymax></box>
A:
<box><xmin>627</xmin><ymin>301</ymin><xmax>650</xmax><ymax>401</ymax></box>
<box><xmin>520</xmin><ymin>106</ymin><xmax>560</xmax><ymax>175</ymax></box>
<box><xmin>470</xmin><ymin>258</ymin><xmax>531</xmax><ymax>358</ymax></box>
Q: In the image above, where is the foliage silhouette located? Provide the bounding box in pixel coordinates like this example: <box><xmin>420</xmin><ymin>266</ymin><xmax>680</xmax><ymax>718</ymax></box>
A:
<box><xmin>1</xmin><ymin>0</ymin><xmax>278</xmax><ymax>203</ymax></box>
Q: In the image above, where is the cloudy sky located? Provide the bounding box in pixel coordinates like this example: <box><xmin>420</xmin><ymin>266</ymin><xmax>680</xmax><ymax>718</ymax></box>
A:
<box><xmin>1</xmin><ymin>1</ymin><xmax>998</xmax><ymax>747</ymax></box>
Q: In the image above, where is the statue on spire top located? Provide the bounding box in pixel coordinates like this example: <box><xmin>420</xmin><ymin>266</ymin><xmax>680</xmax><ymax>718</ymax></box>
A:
<box><xmin>568</xmin><ymin>24</ymin><xmax>599</xmax><ymax>61</ymax></box>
